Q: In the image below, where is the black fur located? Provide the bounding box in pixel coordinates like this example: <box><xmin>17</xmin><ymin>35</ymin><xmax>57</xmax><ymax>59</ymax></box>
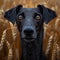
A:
<box><xmin>4</xmin><ymin>5</ymin><xmax>57</xmax><ymax>60</ymax></box>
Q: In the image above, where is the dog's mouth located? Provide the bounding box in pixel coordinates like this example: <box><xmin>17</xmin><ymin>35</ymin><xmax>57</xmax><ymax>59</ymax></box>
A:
<box><xmin>23</xmin><ymin>37</ymin><xmax>35</xmax><ymax>42</ymax></box>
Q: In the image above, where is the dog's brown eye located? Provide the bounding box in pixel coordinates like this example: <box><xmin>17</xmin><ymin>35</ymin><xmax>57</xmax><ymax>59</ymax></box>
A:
<box><xmin>18</xmin><ymin>15</ymin><xmax>23</xmax><ymax>20</ymax></box>
<box><xmin>35</xmin><ymin>15</ymin><xmax>41</xmax><ymax>20</ymax></box>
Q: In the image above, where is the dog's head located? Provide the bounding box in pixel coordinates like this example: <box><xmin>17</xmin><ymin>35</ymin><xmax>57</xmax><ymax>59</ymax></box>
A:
<box><xmin>4</xmin><ymin>5</ymin><xmax>57</xmax><ymax>42</ymax></box>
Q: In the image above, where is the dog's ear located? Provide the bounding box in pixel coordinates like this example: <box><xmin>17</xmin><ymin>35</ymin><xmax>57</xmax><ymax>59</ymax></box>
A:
<box><xmin>4</xmin><ymin>5</ymin><xmax>22</xmax><ymax>24</ymax></box>
<box><xmin>37</xmin><ymin>5</ymin><xmax>57</xmax><ymax>24</ymax></box>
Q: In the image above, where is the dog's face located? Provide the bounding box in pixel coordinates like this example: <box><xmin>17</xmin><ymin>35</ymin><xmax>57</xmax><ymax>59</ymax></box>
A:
<box><xmin>16</xmin><ymin>8</ymin><xmax>43</xmax><ymax>42</ymax></box>
<box><xmin>4</xmin><ymin>5</ymin><xmax>57</xmax><ymax>42</ymax></box>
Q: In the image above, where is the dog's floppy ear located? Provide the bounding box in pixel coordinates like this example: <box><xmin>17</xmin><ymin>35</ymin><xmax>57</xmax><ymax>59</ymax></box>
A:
<box><xmin>4</xmin><ymin>5</ymin><xmax>22</xmax><ymax>24</ymax></box>
<box><xmin>37</xmin><ymin>5</ymin><xmax>57</xmax><ymax>24</ymax></box>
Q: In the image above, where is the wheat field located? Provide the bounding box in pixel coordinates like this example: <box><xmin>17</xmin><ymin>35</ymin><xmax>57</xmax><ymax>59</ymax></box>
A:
<box><xmin>0</xmin><ymin>0</ymin><xmax>60</xmax><ymax>60</ymax></box>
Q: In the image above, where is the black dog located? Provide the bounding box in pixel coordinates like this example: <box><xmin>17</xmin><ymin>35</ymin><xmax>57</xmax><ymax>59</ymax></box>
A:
<box><xmin>4</xmin><ymin>5</ymin><xmax>57</xmax><ymax>60</ymax></box>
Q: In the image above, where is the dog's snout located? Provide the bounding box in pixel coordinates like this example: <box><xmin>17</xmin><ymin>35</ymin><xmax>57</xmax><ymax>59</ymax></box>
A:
<box><xmin>24</xmin><ymin>29</ymin><xmax>34</xmax><ymax>36</ymax></box>
<box><xmin>22</xmin><ymin>26</ymin><xmax>37</xmax><ymax>40</ymax></box>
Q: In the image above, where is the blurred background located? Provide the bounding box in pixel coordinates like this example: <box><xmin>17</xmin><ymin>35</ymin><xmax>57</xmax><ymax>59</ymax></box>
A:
<box><xmin>0</xmin><ymin>0</ymin><xmax>60</xmax><ymax>60</ymax></box>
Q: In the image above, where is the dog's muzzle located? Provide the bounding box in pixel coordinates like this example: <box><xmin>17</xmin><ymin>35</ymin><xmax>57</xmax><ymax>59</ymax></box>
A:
<box><xmin>21</xmin><ymin>26</ymin><xmax>37</xmax><ymax>42</ymax></box>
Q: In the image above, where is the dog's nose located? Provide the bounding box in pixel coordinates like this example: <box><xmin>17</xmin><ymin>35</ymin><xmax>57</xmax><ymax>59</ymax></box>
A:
<box><xmin>24</xmin><ymin>29</ymin><xmax>34</xmax><ymax>36</ymax></box>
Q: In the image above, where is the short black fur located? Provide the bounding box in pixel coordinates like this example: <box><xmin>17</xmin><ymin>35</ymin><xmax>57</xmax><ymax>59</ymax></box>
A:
<box><xmin>4</xmin><ymin>5</ymin><xmax>57</xmax><ymax>60</ymax></box>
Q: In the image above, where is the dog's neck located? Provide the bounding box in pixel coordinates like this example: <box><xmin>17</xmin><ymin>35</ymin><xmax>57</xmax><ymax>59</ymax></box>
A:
<box><xmin>21</xmin><ymin>28</ymin><xmax>46</xmax><ymax>60</ymax></box>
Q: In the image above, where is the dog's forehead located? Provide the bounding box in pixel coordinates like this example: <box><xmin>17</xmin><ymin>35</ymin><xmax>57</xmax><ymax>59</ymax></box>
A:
<box><xmin>20</xmin><ymin>8</ymin><xmax>39</xmax><ymax>14</ymax></box>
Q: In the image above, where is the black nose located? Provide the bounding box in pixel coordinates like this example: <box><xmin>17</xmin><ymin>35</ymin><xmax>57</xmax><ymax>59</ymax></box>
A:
<box><xmin>24</xmin><ymin>29</ymin><xmax>34</xmax><ymax>36</ymax></box>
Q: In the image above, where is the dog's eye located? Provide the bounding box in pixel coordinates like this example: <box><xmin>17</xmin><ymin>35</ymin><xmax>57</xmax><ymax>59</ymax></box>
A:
<box><xmin>18</xmin><ymin>15</ymin><xmax>23</xmax><ymax>20</ymax></box>
<box><xmin>35</xmin><ymin>15</ymin><xmax>41</xmax><ymax>20</ymax></box>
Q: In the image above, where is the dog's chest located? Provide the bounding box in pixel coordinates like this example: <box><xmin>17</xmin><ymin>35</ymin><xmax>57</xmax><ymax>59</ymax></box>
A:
<box><xmin>21</xmin><ymin>40</ymin><xmax>41</xmax><ymax>60</ymax></box>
